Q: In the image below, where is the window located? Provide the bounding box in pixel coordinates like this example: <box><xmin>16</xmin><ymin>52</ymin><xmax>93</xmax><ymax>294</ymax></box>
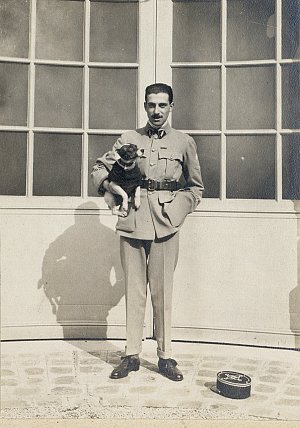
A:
<box><xmin>0</xmin><ymin>0</ymin><xmax>139</xmax><ymax>200</ymax></box>
<box><xmin>0</xmin><ymin>0</ymin><xmax>299</xmax><ymax>206</ymax></box>
<box><xmin>169</xmin><ymin>0</ymin><xmax>300</xmax><ymax>201</ymax></box>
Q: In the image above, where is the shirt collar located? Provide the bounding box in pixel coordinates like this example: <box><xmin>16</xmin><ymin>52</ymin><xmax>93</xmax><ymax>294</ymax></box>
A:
<box><xmin>145</xmin><ymin>121</ymin><xmax>171</xmax><ymax>135</ymax></box>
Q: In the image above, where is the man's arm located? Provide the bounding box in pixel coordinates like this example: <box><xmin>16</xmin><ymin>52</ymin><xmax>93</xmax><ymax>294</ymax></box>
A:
<box><xmin>181</xmin><ymin>135</ymin><xmax>205</xmax><ymax>210</ymax></box>
<box><xmin>91</xmin><ymin>136</ymin><xmax>124</xmax><ymax>195</ymax></box>
<box><xmin>163</xmin><ymin>136</ymin><xmax>204</xmax><ymax>228</ymax></box>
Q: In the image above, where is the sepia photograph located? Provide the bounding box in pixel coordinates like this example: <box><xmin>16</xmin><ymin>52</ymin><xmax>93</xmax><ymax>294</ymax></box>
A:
<box><xmin>0</xmin><ymin>0</ymin><xmax>299</xmax><ymax>426</ymax></box>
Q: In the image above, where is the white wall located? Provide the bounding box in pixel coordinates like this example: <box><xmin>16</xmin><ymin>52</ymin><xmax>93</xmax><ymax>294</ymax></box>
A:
<box><xmin>1</xmin><ymin>205</ymin><xmax>299</xmax><ymax>349</ymax></box>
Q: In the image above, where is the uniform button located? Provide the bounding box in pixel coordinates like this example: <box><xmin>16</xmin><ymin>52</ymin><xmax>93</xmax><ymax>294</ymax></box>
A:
<box><xmin>151</xmin><ymin>148</ymin><xmax>155</xmax><ymax>152</ymax></box>
<box><xmin>150</xmin><ymin>162</ymin><xmax>155</xmax><ymax>166</ymax></box>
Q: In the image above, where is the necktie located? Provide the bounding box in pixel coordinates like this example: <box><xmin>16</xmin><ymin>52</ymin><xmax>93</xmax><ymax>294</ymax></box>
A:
<box><xmin>147</xmin><ymin>128</ymin><xmax>166</xmax><ymax>139</ymax></box>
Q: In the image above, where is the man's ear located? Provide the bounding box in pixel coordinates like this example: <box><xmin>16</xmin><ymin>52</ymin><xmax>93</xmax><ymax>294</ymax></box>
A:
<box><xmin>144</xmin><ymin>101</ymin><xmax>147</xmax><ymax>111</ymax></box>
<box><xmin>170</xmin><ymin>102</ymin><xmax>174</xmax><ymax>110</ymax></box>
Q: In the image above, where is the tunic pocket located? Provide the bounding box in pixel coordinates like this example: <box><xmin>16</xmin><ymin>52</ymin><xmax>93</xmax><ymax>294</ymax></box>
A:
<box><xmin>158</xmin><ymin>149</ymin><xmax>183</xmax><ymax>179</ymax></box>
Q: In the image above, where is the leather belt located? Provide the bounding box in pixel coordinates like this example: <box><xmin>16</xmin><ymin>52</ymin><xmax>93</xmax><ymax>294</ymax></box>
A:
<box><xmin>141</xmin><ymin>179</ymin><xmax>180</xmax><ymax>192</ymax></box>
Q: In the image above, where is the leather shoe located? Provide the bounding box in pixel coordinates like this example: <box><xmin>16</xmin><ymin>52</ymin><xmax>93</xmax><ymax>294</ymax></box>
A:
<box><xmin>158</xmin><ymin>358</ymin><xmax>183</xmax><ymax>381</ymax></box>
<box><xmin>110</xmin><ymin>355</ymin><xmax>140</xmax><ymax>379</ymax></box>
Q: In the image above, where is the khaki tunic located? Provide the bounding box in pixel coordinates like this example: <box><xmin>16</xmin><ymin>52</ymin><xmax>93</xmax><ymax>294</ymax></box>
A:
<box><xmin>91</xmin><ymin>122</ymin><xmax>204</xmax><ymax>240</ymax></box>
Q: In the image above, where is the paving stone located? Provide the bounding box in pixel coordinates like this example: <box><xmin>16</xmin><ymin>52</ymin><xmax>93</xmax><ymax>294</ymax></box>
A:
<box><xmin>201</xmin><ymin>362</ymin><xmax>223</xmax><ymax>369</ymax></box>
<box><xmin>253</xmin><ymin>383</ymin><xmax>277</xmax><ymax>393</ymax></box>
<box><xmin>49</xmin><ymin>366</ymin><xmax>73</xmax><ymax>374</ymax></box>
<box><xmin>140</xmin><ymin>399</ymin><xmax>167</xmax><ymax>407</ymax></box>
<box><xmin>36</xmin><ymin>399</ymin><xmax>63</xmax><ymax>407</ymax></box>
<box><xmin>284</xmin><ymin>386</ymin><xmax>300</xmax><ymax>397</ymax></box>
<box><xmin>274</xmin><ymin>398</ymin><xmax>300</xmax><ymax>407</ymax></box>
<box><xmin>139</xmin><ymin>375</ymin><xmax>158</xmax><ymax>383</ymax></box>
<box><xmin>202</xmin><ymin>355</ymin><xmax>229</xmax><ymax>362</ymax></box>
<box><xmin>1</xmin><ymin>369</ymin><xmax>16</xmax><ymax>377</ymax></box>
<box><xmin>27</xmin><ymin>378</ymin><xmax>45</xmax><ymax>384</ymax></box>
<box><xmin>248</xmin><ymin>393</ymin><xmax>268</xmax><ymax>402</ymax></box>
<box><xmin>79</xmin><ymin>366</ymin><xmax>105</xmax><ymax>373</ymax></box>
<box><xmin>0</xmin><ymin>400</ymin><xmax>30</xmax><ymax>409</ymax></box>
<box><xmin>53</xmin><ymin>376</ymin><xmax>76</xmax><ymax>385</ymax></box>
<box><xmin>24</xmin><ymin>367</ymin><xmax>44</xmax><ymax>375</ymax></box>
<box><xmin>92</xmin><ymin>385</ymin><xmax>121</xmax><ymax>394</ymax></box>
<box><xmin>50</xmin><ymin>359</ymin><xmax>74</xmax><ymax>365</ymax></box>
<box><xmin>176</xmin><ymin>400</ymin><xmax>202</xmax><ymax>408</ymax></box>
<box><xmin>229</xmin><ymin>365</ymin><xmax>257</xmax><ymax>373</ymax></box>
<box><xmin>20</xmin><ymin>360</ymin><xmax>42</xmax><ymax>366</ymax></box>
<box><xmin>1</xmin><ymin>378</ymin><xmax>18</xmax><ymax>386</ymax></box>
<box><xmin>129</xmin><ymin>386</ymin><xmax>158</xmax><ymax>394</ymax></box>
<box><xmin>179</xmin><ymin>360</ymin><xmax>196</xmax><ymax>367</ymax></box>
<box><xmin>286</xmin><ymin>377</ymin><xmax>300</xmax><ymax>386</ymax></box>
<box><xmin>174</xmin><ymin>354</ymin><xmax>198</xmax><ymax>359</ymax></box>
<box><xmin>14</xmin><ymin>386</ymin><xmax>41</xmax><ymax>396</ymax></box>
<box><xmin>265</xmin><ymin>367</ymin><xmax>288</xmax><ymax>375</ymax></box>
<box><xmin>107</xmin><ymin>376</ymin><xmax>130</xmax><ymax>384</ymax></box>
<box><xmin>79</xmin><ymin>358</ymin><xmax>104</xmax><ymax>365</ymax></box>
<box><xmin>236</xmin><ymin>358</ymin><xmax>260</xmax><ymax>365</ymax></box>
<box><xmin>258</xmin><ymin>375</ymin><xmax>278</xmax><ymax>383</ymax></box>
<box><xmin>197</xmin><ymin>369</ymin><xmax>215</xmax><ymax>377</ymax></box>
<box><xmin>209</xmin><ymin>403</ymin><xmax>239</xmax><ymax>412</ymax></box>
<box><xmin>51</xmin><ymin>386</ymin><xmax>83</xmax><ymax>395</ymax></box>
<box><xmin>268</xmin><ymin>361</ymin><xmax>292</xmax><ymax>368</ymax></box>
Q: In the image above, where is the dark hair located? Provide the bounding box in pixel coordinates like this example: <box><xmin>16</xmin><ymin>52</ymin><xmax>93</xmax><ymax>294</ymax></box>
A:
<box><xmin>145</xmin><ymin>83</ymin><xmax>173</xmax><ymax>104</ymax></box>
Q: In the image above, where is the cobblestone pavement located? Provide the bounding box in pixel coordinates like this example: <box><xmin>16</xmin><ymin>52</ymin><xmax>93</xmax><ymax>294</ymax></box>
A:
<box><xmin>1</xmin><ymin>340</ymin><xmax>300</xmax><ymax>420</ymax></box>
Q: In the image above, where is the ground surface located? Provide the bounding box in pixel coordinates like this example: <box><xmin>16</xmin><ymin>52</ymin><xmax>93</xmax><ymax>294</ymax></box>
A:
<box><xmin>1</xmin><ymin>339</ymin><xmax>300</xmax><ymax>421</ymax></box>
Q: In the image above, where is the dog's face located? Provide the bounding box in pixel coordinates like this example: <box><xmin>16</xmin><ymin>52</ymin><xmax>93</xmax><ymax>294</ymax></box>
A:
<box><xmin>116</xmin><ymin>144</ymin><xmax>144</xmax><ymax>162</ymax></box>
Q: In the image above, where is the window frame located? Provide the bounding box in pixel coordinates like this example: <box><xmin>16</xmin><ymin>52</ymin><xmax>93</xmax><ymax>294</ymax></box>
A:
<box><xmin>0</xmin><ymin>0</ymin><xmax>155</xmax><ymax>209</ymax></box>
<box><xmin>156</xmin><ymin>0</ymin><xmax>300</xmax><ymax>213</ymax></box>
<box><xmin>0</xmin><ymin>0</ymin><xmax>299</xmax><ymax>214</ymax></box>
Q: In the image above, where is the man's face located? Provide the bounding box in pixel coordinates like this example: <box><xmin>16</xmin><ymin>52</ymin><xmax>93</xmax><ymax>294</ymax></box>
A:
<box><xmin>144</xmin><ymin>92</ymin><xmax>173</xmax><ymax>128</ymax></box>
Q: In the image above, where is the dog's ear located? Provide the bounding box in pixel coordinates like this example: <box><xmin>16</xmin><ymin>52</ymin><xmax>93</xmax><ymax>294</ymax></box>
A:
<box><xmin>136</xmin><ymin>148</ymin><xmax>144</xmax><ymax>157</ymax></box>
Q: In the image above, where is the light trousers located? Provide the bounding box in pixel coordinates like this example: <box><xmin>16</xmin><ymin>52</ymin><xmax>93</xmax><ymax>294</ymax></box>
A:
<box><xmin>120</xmin><ymin>232</ymin><xmax>179</xmax><ymax>359</ymax></box>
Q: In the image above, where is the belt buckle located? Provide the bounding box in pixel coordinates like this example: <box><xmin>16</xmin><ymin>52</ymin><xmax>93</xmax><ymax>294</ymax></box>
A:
<box><xmin>147</xmin><ymin>179</ymin><xmax>155</xmax><ymax>191</ymax></box>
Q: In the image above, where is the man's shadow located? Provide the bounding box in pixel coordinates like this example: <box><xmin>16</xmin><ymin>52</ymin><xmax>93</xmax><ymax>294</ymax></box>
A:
<box><xmin>37</xmin><ymin>202</ymin><xmax>125</xmax><ymax>357</ymax></box>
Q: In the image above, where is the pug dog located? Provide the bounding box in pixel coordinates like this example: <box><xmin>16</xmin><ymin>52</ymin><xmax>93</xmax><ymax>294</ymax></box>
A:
<box><xmin>104</xmin><ymin>143</ymin><xmax>144</xmax><ymax>217</ymax></box>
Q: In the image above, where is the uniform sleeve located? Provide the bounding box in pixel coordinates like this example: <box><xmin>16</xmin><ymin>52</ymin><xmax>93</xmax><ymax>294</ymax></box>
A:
<box><xmin>181</xmin><ymin>136</ymin><xmax>205</xmax><ymax>210</ymax></box>
<box><xmin>90</xmin><ymin>135</ymin><xmax>124</xmax><ymax>195</ymax></box>
<box><xmin>163</xmin><ymin>136</ymin><xmax>204</xmax><ymax>228</ymax></box>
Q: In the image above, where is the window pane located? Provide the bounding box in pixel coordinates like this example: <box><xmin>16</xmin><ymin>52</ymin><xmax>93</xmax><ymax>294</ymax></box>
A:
<box><xmin>33</xmin><ymin>133</ymin><xmax>82</xmax><ymax>196</ymax></box>
<box><xmin>227</xmin><ymin>0</ymin><xmax>275</xmax><ymax>61</ymax></box>
<box><xmin>282</xmin><ymin>134</ymin><xmax>300</xmax><ymax>200</ymax></box>
<box><xmin>227</xmin><ymin>66</ymin><xmax>275</xmax><ymax>129</ymax></box>
<box><xmin>193</xmin><ymin>136</ymin><xmax>220</xmax><ymax>198</ymax></box>
<box><xmin>282</xmin><ymin>64</ymin><xmax>300</xmax><ymax>129</ymax></box>
<box><xmin>0</xmin><ymin>0</ymin><xmax>30</xmax><ymax>58</ymax></box>
<box><xmin>35</xmin><ymin>65</ymin><xmax>83</xmax><ymax>128</ymax></box>
<box><xmin>0</xmin><ymin>63</ymin><xmax>28</xmax><ymax>126</ymax></box>
<box><xmin>282</xmin><ymin>0</ymin><xmax>300</xmax><ymax>59</ymax></box>
<box><xmin>36</xmin><ymin>0</ymin><xmax>84</xmax><ymax>61</ymax></box>
<box><xmin>89</xmin><ymin>68</ymin><xmax>137</xmax><ymax>129</ymax></box>
<box><xmin>0</xmin><ymin>132</ymin><xmax>27</xmax><ymax>196</ymax></box>
<box><xmin>172</xmin><ymin>68</ymin><xmax>221</xmax><ymax>130</ymax></box>
<box><xmin>226</xmin><ymin>136</ymin><xmax>275</xmax><ymax>199</ymax></box>
<box><xmin>173</xmin><ymin>0</ymin><xmax>221</xmax><ymax>62</ymax></box>
<box><xmin>88</xmin><ymin>134</ymin><xmax>120</xmax><ymax>196</ymax></box>
<box><xmin>90</xmin><ymin>1</ymin><xmax>138</xmax><ymax>62</ymax></box>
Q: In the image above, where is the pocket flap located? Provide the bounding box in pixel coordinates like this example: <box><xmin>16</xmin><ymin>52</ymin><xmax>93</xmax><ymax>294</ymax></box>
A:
<box><xmin>158</xmin><ymin>149</ymin><xmax>183</xmax><ymax>162</ymax></box>
<box><xmin>158</xmin><ymin>190</ymin><xmax>176</xmax><ymax>203</ymax></box>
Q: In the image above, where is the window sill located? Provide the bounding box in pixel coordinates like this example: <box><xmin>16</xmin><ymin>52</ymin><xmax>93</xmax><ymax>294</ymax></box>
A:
<box><xmin>0</xmin><ymin>196</ymin><xmax>299</xmax><ymax>215</ymax></box>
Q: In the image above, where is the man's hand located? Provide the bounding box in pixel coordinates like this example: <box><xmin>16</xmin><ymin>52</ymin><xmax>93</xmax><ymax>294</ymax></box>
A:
<box><xmin>103</xmin><ymin>180</ymin><xmax>129</xmax><ymax>217</ymax></box>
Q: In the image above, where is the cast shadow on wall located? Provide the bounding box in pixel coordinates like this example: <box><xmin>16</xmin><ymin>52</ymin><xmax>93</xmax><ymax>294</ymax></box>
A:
<box><xmin>37</xmin><ymin>202</ymin><xmax>125</xmax><ymax>341</ymax></box>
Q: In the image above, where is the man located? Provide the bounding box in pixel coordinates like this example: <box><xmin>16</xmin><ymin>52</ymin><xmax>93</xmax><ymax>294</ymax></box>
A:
<box><xmin>91</xmin><ymin>83</ymin><xmax>204</xmax><ymax>381</ymax></box>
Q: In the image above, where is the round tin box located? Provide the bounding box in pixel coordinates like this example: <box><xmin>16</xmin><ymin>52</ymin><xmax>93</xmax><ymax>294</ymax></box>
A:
<box><xmin>216</xmin><ymin>371</ymin><xmax>251</xmax><ymax>399</ymax></box>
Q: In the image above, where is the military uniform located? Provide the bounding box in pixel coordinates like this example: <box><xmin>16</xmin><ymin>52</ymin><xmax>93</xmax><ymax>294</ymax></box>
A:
<box><xmin>91</xmin><ymin>121</ymin><xmax>204</xmax><ymax>358</ymax></box>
